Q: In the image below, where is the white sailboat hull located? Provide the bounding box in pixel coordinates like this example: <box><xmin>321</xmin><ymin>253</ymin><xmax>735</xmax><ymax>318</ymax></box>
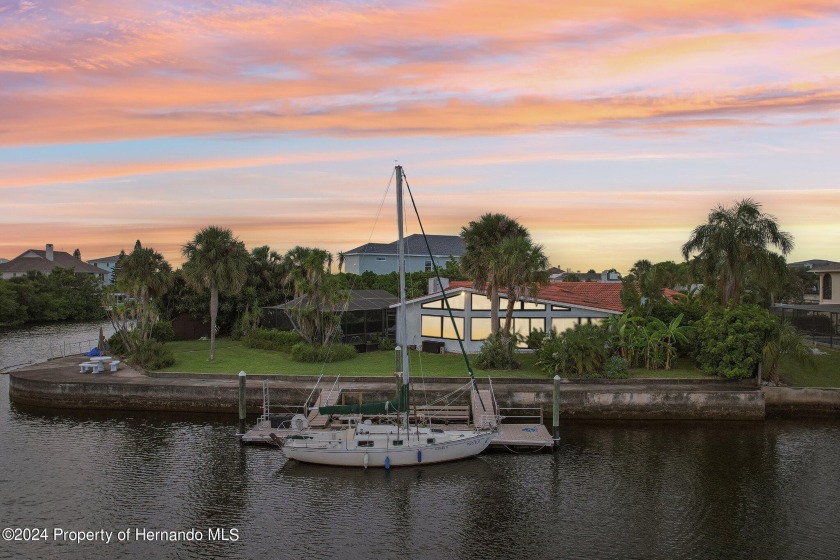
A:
<box><xmin>283</xmin><ymin>428</ymin><xmax>496</xmax><ymax>468</ymax></box>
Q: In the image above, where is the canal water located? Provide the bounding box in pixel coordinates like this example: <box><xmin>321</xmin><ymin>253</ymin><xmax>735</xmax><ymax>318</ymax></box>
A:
<box><xmin>0</xmin><ymin>320</ymin><xmax>114</xmax><ymax>372</ymax></box>
<box><xmin>1</xmin><ymin>375</ymin><xmax>839</xmax><ymax>560</ymax></box>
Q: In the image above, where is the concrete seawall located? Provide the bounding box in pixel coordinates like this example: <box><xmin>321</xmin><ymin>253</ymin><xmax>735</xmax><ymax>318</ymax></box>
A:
<box><xmin>7</xmin><ymin>357</ymin><xmax>777</xmax><ymax>420</ymax></box>
<box><xmin>763</xmin><ymin>386</ymin><xmax>840</xmax><ymax>416</ymax></box>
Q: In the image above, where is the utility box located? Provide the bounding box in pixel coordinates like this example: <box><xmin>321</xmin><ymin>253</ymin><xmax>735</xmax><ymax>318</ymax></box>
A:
<box><xmin>421</xmin><ymin>340</ymin><xmax>445</xmax><ymax>354</ymax></box>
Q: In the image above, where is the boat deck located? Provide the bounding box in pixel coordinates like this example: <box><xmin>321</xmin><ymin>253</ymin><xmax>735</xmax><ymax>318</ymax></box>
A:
<box><xmin>241</xmin><ymin>421</ymin><xmax>554</xmax><ymax>449</ymax></box>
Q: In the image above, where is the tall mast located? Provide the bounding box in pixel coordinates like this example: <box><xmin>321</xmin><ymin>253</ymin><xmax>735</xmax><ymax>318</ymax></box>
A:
<box><xmin>396</xmin><ymin>165</ymin><xmax>409</xmax><ymax>386</ymax></box>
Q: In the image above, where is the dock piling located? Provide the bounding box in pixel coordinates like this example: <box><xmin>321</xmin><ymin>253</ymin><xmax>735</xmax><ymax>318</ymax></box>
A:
<box><xmin>552</xmin><ymin>374</ymin><xmax>560</xmax><ymax>441</ymax></box>
<box><xmin>238</xmin><ymin>370</ymin><xmax>247</xmax><ymax>437</ymax></box>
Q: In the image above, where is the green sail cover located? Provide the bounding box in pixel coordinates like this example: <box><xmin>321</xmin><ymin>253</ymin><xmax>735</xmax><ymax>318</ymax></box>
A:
<box><xmin>318</xmin><ymin>384</ymin><xmax>408</xmax><ymax>416</ymax></box>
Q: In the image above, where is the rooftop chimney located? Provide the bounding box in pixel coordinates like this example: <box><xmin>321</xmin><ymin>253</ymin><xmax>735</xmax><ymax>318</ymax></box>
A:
<box><xmin>428</xmin><ymin>277</ymin><xmax>449</xmax><ymax>294</ymax></box>
<box><xmin>46</xmin><ymin>244</ymin><xmax>54</xmax><ymax>261</ymax></box>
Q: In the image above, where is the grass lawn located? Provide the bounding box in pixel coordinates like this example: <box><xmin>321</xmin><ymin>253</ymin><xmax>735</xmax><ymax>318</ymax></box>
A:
<box><xmin>779</xmin><ymin>346</ymin><xmax>840</xmax><ymax>387</ymax></box>
<box><xmin>160</xmin><ymin>339</ymin><xmax>546</xmax><ymax>379</ymax></box>
<box><xmin>161</xmin><ymin>339</ymin><xmax>839</xmax><ymax>385</ymax></box>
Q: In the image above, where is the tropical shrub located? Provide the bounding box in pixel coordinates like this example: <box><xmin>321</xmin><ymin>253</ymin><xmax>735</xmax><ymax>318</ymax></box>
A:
<box><xmin>150</xmin><ymin>320</ymin><xmax>175</xmax><ymax>342</ymax></box>
<box><xmin>605</xmin><ymin>312</ymin><xmax>692</xmax><ymax>370</ymax></box>
<box><xmin>696</xmin><ymin>304</ymin><xmax>777</xmax><ymax>379</ymax></box>
<box><xmin>525</xmin><ymin>328</ymin><xmax>553</xmax><ymax>350</ymax></box>
<box><xmin>537</xmin><ymin>323</ymin><xmax>610</xmax><ymax>377</ymax></box>
<box><xmin>107</xmin><ymin>332</ymin><xmax>128</xmax><ymax>356</ymax></box>
<box><xmin>377</xmin><ymin>337</ymin><xmax>396</xmax><ymax>351</ymax></box>
<box><xmin>290</xmin><ymin>342</ymin><xmax>356</xmax><ymax>363</ymax></box>
<box><xmin>129</xmin><ymin>340</ymin><xmax>175</xmax><ymax>370</ymax></box>
<box><xmin>475</xmin><ymin>332</ymin><xmax>521</xmax><ymax>370</ymax></box>
<box><xmin>762</xmin><ymin>320</ymin><xmax>815</xmax><ymax>385</ymax></box>
<box><xmin>244</xmin><ymin>329</ymin><xmax>304</xmax><ymax>352</ymax></box>
<box><xmin>603</xmin><ymin>356</ymin><xmax>630</xmax><ymax>379</ymax></box>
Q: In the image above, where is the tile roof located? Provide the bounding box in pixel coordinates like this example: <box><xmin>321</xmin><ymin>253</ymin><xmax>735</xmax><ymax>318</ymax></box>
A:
<box><xmin>346</xmin><ymin>234</ymin><xmax>465</xmax><ymax>257</ymax></box>
<box><xmin>444</xmin><ymin>281</ymin><xmax>680</xmax><ymax>313</ymax></box>
<box><xmin>0</xmin><ymin>249</ymin><xmax>105</xmax><ymax>276</ymax></box>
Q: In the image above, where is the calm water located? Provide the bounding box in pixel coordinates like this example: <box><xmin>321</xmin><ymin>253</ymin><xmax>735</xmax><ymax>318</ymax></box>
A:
<box><xmin>1</xmin><ymin>375</ymin><xmax>839</xmax><ymax>560</ymax></box>
<box><xmin>0</xmin><ymin>320</ymin><xmax>114</xmax><ymax>372</ymax></box>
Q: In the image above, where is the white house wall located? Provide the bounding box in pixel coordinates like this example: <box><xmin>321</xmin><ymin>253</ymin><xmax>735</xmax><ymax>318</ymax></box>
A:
<box><xmin>819</xmin><ymin>272</ymin><xmax>840</xmax><ymax>304</ymax></box>
<box><xmin>402</xmin><ymin>289</ymin><xmax>617</xmax><ymax>354</ymax></box>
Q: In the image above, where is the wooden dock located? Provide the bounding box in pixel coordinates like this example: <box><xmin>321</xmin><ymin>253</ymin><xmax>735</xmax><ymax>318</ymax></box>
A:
<box><xmin>491</xmin><ymin>423</ymin><xmax>554</xmax><ymax>449</ymax></box>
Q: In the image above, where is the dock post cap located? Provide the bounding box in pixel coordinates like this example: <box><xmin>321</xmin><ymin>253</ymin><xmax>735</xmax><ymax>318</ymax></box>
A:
<box><xmin>239</xmin><ymin>371</ymin><xmax>247</xmax><ymax>377</ymax></box>
<box><xmin>553</xmin><ymin>374</ymin><xmax>561</xmax><ymax>380</ymax></box>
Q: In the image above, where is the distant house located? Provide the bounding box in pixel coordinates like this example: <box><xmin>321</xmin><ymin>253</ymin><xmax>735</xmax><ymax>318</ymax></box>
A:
<box><xmin>0</xmin><ymin>244</ymin><xmax>105</xmax><ymax>281</ymax></box>
<box><xmin>398</xmin><ymin>280</ymin><xmax>677</xmax><ymax>354</ymax></box>
<box><xmin>787</xmin><ymin>259</ymin><xmax>840</xmax><ymax>270</ymax></box>
<box><xmin>88</xmin><ymin>254</ymin><xmax>122</xmax><ymax>286</ymax></box>
<box><xmin>812</xmin><ymin>263</ymin><xmax>840</xmax><ymax>305</ymax></box>
<box><xmin>0</xmin><ymin>258</ymin><xmax>8</xmax><ymax>264</ymax></box>
<box><xmin>772</xmin><ymin>261</ymin><xmax>840</xmax><ymax>348</ymax></box>
<box><xmin>343</xmin><ymin>234</ymin><xmax>464</xmax><ymax>275</ymax></box>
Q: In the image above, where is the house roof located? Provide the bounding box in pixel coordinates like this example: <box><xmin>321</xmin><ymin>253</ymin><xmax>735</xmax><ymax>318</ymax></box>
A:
<box><xmin>0</xmin><ymin>249</ymin><xmax>105</xmax><ymax>276</ymax></box>
<box><xmin>87</xmin><ymin>255</ymin><xmax>122</xmax><ymax>264</ymax></box>
<box><xmin>788</xmin><ymin>259</ymin><xmax>840</xmax><ymax>270</ymax></box>
<box><xmin>345</xmin><ymin>234</ymin><xmax>465</xmax><ymax>258</ymax></box>
<box><xmin>269</xmin><ymin>289</ymin><xmax>398</xmax><ymax>313</ymax></box>
<box><xmin>416</xmin><ymin>280</ymin><xmax>681</xmax><ymax>313</ymax></box>
<box><xmin>810</xmin><ymin>263</ymin><xmax>840</xmax><ymax>273</ymax></box>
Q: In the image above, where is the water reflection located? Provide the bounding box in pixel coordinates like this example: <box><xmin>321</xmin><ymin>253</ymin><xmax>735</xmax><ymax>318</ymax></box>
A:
<box><xmin>2</xmin><ymin>375</ymin><xmax>839</xmax><ymax>560</ymax></box>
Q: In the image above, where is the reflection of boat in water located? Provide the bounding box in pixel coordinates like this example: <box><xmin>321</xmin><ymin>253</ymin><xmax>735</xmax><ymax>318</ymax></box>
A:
<box><xmin>281</xmin><ymin>166</ymin><xmax>498</xmax><ymax>468</ymax></box>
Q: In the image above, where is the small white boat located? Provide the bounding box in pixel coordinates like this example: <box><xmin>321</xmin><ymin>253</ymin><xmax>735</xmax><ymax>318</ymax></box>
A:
<box><xmin>281</xmin><ymin>165</ymin><xmax>497</xmax><ymax>468</ymax></box>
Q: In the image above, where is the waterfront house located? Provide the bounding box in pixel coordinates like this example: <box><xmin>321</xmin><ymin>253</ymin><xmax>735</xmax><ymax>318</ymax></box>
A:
<box><xmin>343</xmin><ymin>234</ymin><xmax>464</xmax><ymax>275</ymax></box>
<box><xmin>0</xmin><ymin>244</ymin><xmax>105</xmax><ymax>281</ymax></box>
<box><xmin>87</xmin><ymin>254</ymin><xmax>122</xmax><ymax>285</ymax></box>
<box><xmin>398</xmin><ymin>280</ymin><xmax>671</xmax><ymax>354</ymax></box>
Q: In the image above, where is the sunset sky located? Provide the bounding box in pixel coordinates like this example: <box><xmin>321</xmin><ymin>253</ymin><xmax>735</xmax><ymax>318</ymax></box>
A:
<box><xmin>1</xmin><ymin>0</ymin><xmax>838</xmax><ymax>272</ymax></box>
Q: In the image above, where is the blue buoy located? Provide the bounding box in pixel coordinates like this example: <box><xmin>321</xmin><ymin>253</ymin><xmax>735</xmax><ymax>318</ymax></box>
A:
<box><xmin>417</xmin><ymin>450</ymin><xmax>422</xmax><ymax>463</ymax></box>
<box><xmin>385</xmin><ymin>456</ymin><xmax>391</xmax><ymax>469</ymax></box>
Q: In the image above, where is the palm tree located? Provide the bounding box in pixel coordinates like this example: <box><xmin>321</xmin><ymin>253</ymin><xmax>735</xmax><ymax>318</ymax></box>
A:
<box><xmin>681</xmin><ymin>198</ymin><xmax>793</xmax><ymax>305</ymax></box>
<box><xmin>497</xmin><ymin>235</ymin><xmax>549</xmax><ymax>338</ymax></box>
<box><xmin>113</xmin><ymin>242</ymin><xmax>172</xmax><ymax>349</ymax></box>
<box><xmin>282</xmin><ymin>246</ymin><xmax>349</xmax><ymax>344</ymax></box>
<box><xmin>460</xmin><ymin>213</ymin><xmax>528</xmax><ymax>336</ymax></box>
<box><xmin>181</xmin><ymin>226</ymin><xmax>249</xmax><ymax>361</ymax></box>
<box><xmin>337</xmin><ymin>251</ymin><xmax>346</xmax><ymax>273</ymax></box>
<box><xmin>762</xmin><ymin>319</ymin><xmax>815</xmax><ymax>385</ymax></box>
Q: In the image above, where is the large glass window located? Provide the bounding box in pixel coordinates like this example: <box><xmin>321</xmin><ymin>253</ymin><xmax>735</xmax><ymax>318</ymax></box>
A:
<box><xmin>470</xmin><ymin>318</ymin><xmax>493</xmax><ymax>341</ymax></box>
<box><xmin>512</xmin><ymin>318</ymin><xmax>546</xmax><ymax>347</ymax></box>
<box><xmin>473</xmin><ymin>293</ymin><xmax>545</xmax><ymax>311</ymax></box>
<box><xmin>470</xmin><ymin>293</ymin><xmax>495</xmax><ymax>310</ymax></box>
<box><xmin>421</xmin><ymin>292</ymin><xmax>465</xmax><ymax>310</ymax></box>
<box><xmin>551</xmin><ymin>318</ymin><xmax>579</xmax><ymax>333</ymax></box>
<box><xmin>824</xmin><ymin>274</ymin><xmax>833</xmax><ymax>300</ymax></box>
<box><xmin>421</xmin><ymin>315</ymin><xmax>464</xmax><ymax>340</ymax></box>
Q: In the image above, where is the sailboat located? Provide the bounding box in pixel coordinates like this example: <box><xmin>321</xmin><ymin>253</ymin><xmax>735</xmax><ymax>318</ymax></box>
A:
<box><xmin>281</xmin><ymin>166</ymin><xmax>498</xmax><ymax>468</ymax></box>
